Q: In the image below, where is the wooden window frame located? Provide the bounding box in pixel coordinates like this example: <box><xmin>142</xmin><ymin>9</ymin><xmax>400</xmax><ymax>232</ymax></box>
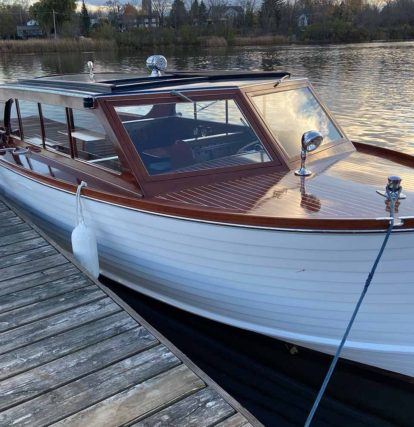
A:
<box><xmin>12</xmin><ymin>99</ymin><xmax>127</xmax><ymax>176</ymax></box>
<box><xmin>14</xmin><ymin>99</ymin><xmax>23</xmax><ymax>140</ymax></box>
<box><xmin>98</xmin><ymin>88</ymin><xmax>290</xmax><ymax>196</ymax></box>
<box><xmin>242</xmin><ymin>80</ymin><xmax>354</xmax><ymax>165</ymax></box>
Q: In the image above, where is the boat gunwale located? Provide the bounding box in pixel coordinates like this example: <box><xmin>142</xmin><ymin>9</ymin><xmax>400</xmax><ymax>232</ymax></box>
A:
<box><xmin>1</xmin><ymin>144</ymin><xmax>414</xmax><ymax>232</ymax></box>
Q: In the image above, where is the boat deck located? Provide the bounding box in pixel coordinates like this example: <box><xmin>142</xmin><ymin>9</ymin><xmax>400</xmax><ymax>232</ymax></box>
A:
<box><xmin>157</xmin><ymin>150</ymin><xmax>414</xmax><ymax>220</ymax></box>
<box><xmin>0</xmin><ymin>196</ymin><xmax>258</xmax><ymax>427</ymax></box>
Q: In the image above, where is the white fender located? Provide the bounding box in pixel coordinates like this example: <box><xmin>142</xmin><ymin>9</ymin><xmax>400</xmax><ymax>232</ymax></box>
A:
<box><xmin>71</xmin><ymin>181</ymin><xmax>100</xmax><ymax>278</ymax></box>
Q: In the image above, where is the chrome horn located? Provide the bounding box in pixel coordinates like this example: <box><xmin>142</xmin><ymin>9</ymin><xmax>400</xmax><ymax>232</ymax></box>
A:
<box><xmin>295</xmin><ymin>130</ymin><xmax>324</xmax><ymax>176</ymax></box>
<box><xmin>146</xmin><ymin>55</ymin><xmax>168</xmax><ymax>77</ymax></box>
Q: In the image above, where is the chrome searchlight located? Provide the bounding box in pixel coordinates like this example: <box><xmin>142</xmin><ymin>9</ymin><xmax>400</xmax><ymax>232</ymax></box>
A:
<box><xmin>295</xmin><ymin>130</ymin><xmax>324</xmax><ymax>177</ymax></box>
<box><xmin>146</xmin><ymin>55</ymin><xmax>168</xmax><ymax>77</ymax></box>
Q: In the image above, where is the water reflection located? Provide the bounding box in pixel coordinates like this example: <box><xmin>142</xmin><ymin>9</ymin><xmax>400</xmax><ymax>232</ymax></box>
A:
<box><xmin>300</xmin><ymin>176</ymin><xmax>321</xmax><ymax>213</ymax></box>
<box><xmin>0</xmin><ymin>41</ymin><xmax>413</xmax><ymax>153</ymax></box>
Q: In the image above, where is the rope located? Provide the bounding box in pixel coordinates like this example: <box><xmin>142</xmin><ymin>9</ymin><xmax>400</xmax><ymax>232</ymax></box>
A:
<box><xmin>304</xmin><ymin>197</ymin><xmax>397</xmax><ymax>427</ymax></box>
<box><xmin>75</xmin><ymin>181</ymin><xmax>87</xmax><ymax>226</ymax></box>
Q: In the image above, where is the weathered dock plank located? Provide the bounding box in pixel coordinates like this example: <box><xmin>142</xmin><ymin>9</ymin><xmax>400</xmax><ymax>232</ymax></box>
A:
<box><xmin>0</xmin><ymin>231</ymin><xmax>43</xmax><ymax>248</ymax></box>
<box><xmin>0</xmin><ymin>197</ymin><xmax>260</xmax><ymax>427</ymax></box>
<box><xmin>1</xmin><ymin>245</ymin><xmax>57</xmax><ymax>269</ymax></box>
<box><xmin>0</xmin><ymin>345</ymin><xmax>180</xmax><ymax>427</ymax></box>
<box><xmin>0</xmin><ymin>273</ymin><xmax>90</xmax><ymax>313</ymax></box>
<box><xmin>0</xmin><ymin>298</ymin><xmax>121</xmax><ymax>355</ymax></box>
<box><xmin>0</xmin><ymin>253</ymin><xmax>69</xmax><ymax>281</ymax></box>
<box><xmin>216</xmin><ymin>413</ymin><xmax>254</xmax><ymax>427</ymax></box>
<box><xmin>0</xmin><ymin>263</ymin><xmax>78</xmax><ymax>296</ymax></box>
<box><xmin>0</xmin><ymin>236</ymin><xmax>48</xmax><ymax>256</ymax></box>
<box><xmin>0</xmin><ymin>311</ymin><xmax>137</xmax><ymax>380</ymax></box>
<box><xmin>54</xmin><ymin>364</ymin><xmax>205</xmax><ymax>427</ymax></box>
<box><xmin>0</xmin><ymin>327</ymin><xmax>157</xmax><ymax>411</ymax></box>
<box><xmin>0</xmin><ymin>285</ymin><xmax>105</xmax><ymax>332</ymax></box>
<box><xmin>0</xmin><ymin>222</ymin><xmax>31</xmax><ymax>238</ymax></box>
<box><xmin>133</xmin><ymin>387</ymin><xmax>236</xmax><ymax>426</ymax></box>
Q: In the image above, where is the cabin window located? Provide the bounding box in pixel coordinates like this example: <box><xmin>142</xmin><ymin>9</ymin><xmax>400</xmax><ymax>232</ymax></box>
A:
<box><xmin>252</xmin><ymin>87</ymin><xmax>342</xmax><ymax>158</ymax></box>
<box><xmin>0</xmin><ymin>100</ymin><xmax>5</xmax><ymax>129</ymax></box>
<box><xmin>41</xmin><ymin>104</ymin><xmax>72</xmax><ymax>155</ymax></box>
<box><xmin>10</xmin><ymin>100</ymin><xmax>20</xmax><ymax>138</ymax></box>
<box><xmin>115</xmin><ymin>99</ymin><xmax>271</xmax><ymax>176</ymax></box>
<box><xmin>70</xmin><ymin>109</ymin><xmax>121</xmax><ymax>172</ymax></box>
<box><xmin>18</xmin><ymin>100</ymin><xmax>43</xmax><ymax>145</ymax></box>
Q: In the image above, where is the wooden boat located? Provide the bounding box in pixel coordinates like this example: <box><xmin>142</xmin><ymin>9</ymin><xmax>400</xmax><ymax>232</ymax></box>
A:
<box><xmin>1</xmin><ymin>59</ymin><xmax>413</xmax><ymax>378</ymax></box>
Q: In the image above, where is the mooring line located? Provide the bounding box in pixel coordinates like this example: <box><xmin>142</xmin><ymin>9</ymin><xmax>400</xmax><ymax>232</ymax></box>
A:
<box><xmin>304</xmin><ymin>176</ymin><xmax>403</xmax><ymax>427</ymax></box>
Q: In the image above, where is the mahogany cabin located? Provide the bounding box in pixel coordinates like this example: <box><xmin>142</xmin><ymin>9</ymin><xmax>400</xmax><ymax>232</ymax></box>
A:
<box><xmin>1</xmin><ymin>71</ymin><xmax>414</xmax><ymax>230</ymax></box>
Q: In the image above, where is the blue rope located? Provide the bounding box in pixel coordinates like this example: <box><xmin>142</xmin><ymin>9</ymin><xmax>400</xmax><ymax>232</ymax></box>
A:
<box><xmin>304</xmin><ymin>199</ymin><xmax>396</xmax><ymax>427</ymax></box>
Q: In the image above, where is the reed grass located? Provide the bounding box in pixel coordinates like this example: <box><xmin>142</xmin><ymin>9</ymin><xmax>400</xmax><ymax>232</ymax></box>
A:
<box><xmin>198</xmin><ymin>36</ymin><xmax>228</xmax><ymax>47</ymax></box>
<box><xmin>232</xmin><ymin>35</ymin><xmax>289</xmax><ymax>46</ymax></box>
<box><xmin>0</xmin><ymin>38</ymin><xmax>116</xmax><ymax>54</ymax></box>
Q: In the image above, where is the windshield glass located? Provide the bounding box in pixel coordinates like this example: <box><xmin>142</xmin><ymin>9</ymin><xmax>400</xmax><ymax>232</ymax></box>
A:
<box><xmin>252</xmin><ymin>87</ymin><xmax>342</xmax><ymax>158</ymax></box>
<box><xmin>115</xmin><ymin>99</ymin><xmax>271</xmax><ymax>176</ymax></box>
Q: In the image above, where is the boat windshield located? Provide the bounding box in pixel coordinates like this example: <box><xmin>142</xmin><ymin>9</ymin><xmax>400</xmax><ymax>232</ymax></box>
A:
<box><xmin>115</xmin><ymin>99</ymin><xmax>271</xmax><ymax>176</ymax></box>
<box><xmin>251</xmin><ymin>87</ymin><xmax>343</xmax><ymax>158</ymax></box>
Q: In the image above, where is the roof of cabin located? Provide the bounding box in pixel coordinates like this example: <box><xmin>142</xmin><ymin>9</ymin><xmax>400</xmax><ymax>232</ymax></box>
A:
<box><xmin>0</xmin><ymin>71</ymin><xmax>293</xmax><ymax>98</ymax></box>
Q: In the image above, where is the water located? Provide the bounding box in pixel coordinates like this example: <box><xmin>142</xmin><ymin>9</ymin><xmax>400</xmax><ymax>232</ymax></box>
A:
<box><xmin>2</xmin><ymin>42</ymin><xmax>414</xmax><ymax>426</ymax></box>
<box><xmin>1</xmin><ymin>41</ymin><xmax>414</xmax><ymax>154</ymax></box>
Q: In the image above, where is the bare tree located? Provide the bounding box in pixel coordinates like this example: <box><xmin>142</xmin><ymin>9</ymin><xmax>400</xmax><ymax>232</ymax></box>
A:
<box><xmin>208</xmin><ymin>0</ymin><xmax>228</xmax><ymax>22</ymax></box>
<box><xmin>152</xmin><ymin>0</ymin><xmax>170</xmax><ymax>25</ymax></box>
<box><xmin>236</xmin><ymin>0</ymin><xmax>256</xmax><ymax>28</ymax></box>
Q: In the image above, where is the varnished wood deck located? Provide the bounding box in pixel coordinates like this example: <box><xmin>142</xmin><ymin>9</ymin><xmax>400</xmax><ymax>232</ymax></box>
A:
<box><xmin>0</xmin><ymin>197</ymin><xmax>259</xmax><ymax>427</ymax></box>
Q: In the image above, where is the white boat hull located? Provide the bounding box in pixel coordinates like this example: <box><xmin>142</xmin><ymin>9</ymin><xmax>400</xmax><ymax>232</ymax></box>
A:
<box><xmin>1</xmin><ymin>166</ymin><xmax>413</xmax><ymax>378</ymax></box>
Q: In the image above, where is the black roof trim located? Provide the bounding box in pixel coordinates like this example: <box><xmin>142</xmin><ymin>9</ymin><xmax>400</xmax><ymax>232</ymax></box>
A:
<box><xmin>15</xmin><ymin>71</ymin><xmax>291</xmax><ymax>96</ymax></box>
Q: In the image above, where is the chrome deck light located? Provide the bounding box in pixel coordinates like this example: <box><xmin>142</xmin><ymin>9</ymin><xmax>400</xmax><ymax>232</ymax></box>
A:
<box><xmin>295</xmin><ymin>130</ymin><xmax>324</xmax><ymax>176</ymax></box>
<box><xmin>146</xmin><ymin>55</ymin><xmax>168</xmax><ymax>77</ymax></box>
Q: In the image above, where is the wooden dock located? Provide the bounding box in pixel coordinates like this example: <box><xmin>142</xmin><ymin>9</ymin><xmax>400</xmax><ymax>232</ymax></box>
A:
<box><xmin>0</xmin><ymin>196</ymin><xmax>260</xmax><ymax>427</ymax></box>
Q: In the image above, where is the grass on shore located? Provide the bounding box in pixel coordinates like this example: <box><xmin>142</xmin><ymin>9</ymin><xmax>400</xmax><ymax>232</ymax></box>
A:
<box><xmin>199</xmin><ymin>35</ymin><xmax>290</xmax><ymax>47</ymax></box>
<box><xmin>232</xmin><ymin>35</ymin><xmax>289</xmax><ymax>46</ymax></box>
<box><xmin>0</xmin><ymin>38</ymin><xmax>116</xmax><ymax>54</ymax></box>
<box><xmin>0</xmin><ymin>33</ymin><xmax>292</xmax><ymax>54</ymax></box>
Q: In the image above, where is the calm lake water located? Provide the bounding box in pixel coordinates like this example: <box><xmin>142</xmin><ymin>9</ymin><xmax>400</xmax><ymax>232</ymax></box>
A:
<box><xmin>1</xmin><ymin>41</ymin><xmax>414</xmax><ymax>426</ymax></box>
<box><xmin>1</xmin><ymin>41</ymin><xmax>414</xmax><ymax>154</ymax></box>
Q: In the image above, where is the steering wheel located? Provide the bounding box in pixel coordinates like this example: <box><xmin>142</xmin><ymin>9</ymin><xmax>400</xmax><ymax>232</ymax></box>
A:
<box><xmin>237</xmin><ymin>141</ymin><xmax>263</xmax><ymax>155</ymax></box>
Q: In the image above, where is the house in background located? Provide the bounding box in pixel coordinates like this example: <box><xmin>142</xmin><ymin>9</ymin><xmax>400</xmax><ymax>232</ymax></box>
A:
<box><xmin>298</xmin><ymin>13</ymin><xmax>309</xmax><ymax>29</ymax></box>
<box><xmin>16</xmin><ymin>20</ymin><xmax>43</xmax><ymax>39</ymax></box>
<box><xmin>223</xmin><ymin>6</ymin><xmax>243</xmax><ymax>22</ymax></box>
<box><xmin>120</xmin><ymin>1</ymin><xmax>159</xmax><ymax>30</ymax></box>
<box><xmin>209</xmin><ymin>5</ymin><xmax>243</xmax><ymax>25</ymax></box>
<box><xmin>138</xmin><ymin>0</ymin><xmax>159</xmax><ymax>28</ymax></box>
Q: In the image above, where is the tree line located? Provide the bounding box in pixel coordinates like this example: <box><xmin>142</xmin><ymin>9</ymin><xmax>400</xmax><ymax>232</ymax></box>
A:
<box><xmin>1</xmin><ymin>0</ymin><xmax>414</xmax><ymax>43</ymax></box>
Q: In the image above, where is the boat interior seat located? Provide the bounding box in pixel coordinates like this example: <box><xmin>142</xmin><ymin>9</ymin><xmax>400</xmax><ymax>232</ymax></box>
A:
<box><xmin>170</xmin><ymin>140</ymin><xmax>195</xmax><ymax>169</ymax></box>
<box><xmin>121</xmin><ymin>114</ymin><xmax>262</xmax><ymax>174</ymax></box>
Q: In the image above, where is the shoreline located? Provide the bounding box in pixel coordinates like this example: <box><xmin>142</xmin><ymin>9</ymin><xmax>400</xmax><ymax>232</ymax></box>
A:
<box><xmin>0</xmin><ymin>36</ymin><xmax>413</xmax><ymax>54</ymax></box>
